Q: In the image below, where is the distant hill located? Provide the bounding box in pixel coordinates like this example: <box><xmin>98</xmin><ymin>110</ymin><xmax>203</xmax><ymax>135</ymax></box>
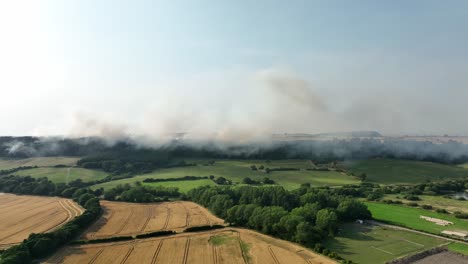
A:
<box><xmin>273</xmin><ymin>131</ymin><xmax>382</xmax><ymax>138</ymax></box>
<box><xmin>315</xmin><ymin>131</ymin><xmax>382</xmax><ymax>138</ymax></box>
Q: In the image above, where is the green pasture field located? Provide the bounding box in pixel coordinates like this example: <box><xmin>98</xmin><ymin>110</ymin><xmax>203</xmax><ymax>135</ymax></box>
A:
<box><xmin>384</xmin><ymin>194</ymin><xmax>468</xmax><ymax>213</ymax></box>
<box><xmin>459</xmin><ymin>163</ymin><xmax>468</xmax><ymax>169</ymax></box>
<box><xmin>366</xmin><ymin>202</ymin><xmax>468</xmax><ymax>235</ymax></box>
<box><xmin>448</xmin><ymin>243</ymin><xmax>468</xmax><ymax>255</ymax></box>
<box><xmin>324</xmin><ymin>223</ymin><xmax>447</xmax><ymax>264</ymax></box>
<box><xmin>0</xmin><ymin>157</ymin><xmax>80</xmax><ymax>170</ymax></box>
<box><xmin>142</xmin><ymin>179</ymin><xmax>215</xmax><ymax>193</ymax></box>
<box><xmin>11</xmin><ymin>167</ymin><xmax>108</xmax><ymax>183</ymax></box>
<box><xmin>340</xmin><ymin>159</ymin><xmax>468</xmax><ymax>184</ymax></box>
<box><xmin>90</xmin><ymin>159</ymin><xmax>359</xmax><ymax>191</ymax></box>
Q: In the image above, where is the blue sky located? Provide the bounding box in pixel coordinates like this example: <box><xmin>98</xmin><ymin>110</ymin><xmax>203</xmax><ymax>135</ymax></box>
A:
<box><xmin>0</xmin><ymin>1</ymin><xmax>467</xmax><ymax>137</ymax></box>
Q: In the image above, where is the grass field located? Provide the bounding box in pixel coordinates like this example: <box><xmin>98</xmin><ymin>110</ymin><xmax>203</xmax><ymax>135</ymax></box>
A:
<box><xmin>142</xmin><ymin>179</ymin><xmax>216</xmax><ymax>193</ymax></box>
<box><xmin>0</xmin><ymin>157</ymin><xmax>80</xmax><ymax>170</ymax></box>
<box><xmin>325</xmin><ymin>223</ymin><xmax>447</xmax><ymax>264</ymax></box>
<box><xmin>340</xmin><ymin>159</ymin><xmax>468</xmax><ymax>184</ymax></box>
<box><xmin>384</xmin><ymin>194</ymin><xmax>468</xmax><ymax>213</ymax></box>
<box><xmin>91</xmin><ymin>159</ymin><xmax>358</xmax><ymax>191</ymax></box>
<box><xmin>12</xmin><ymin>167</ymin><xmax>108</xmax><ymax>183</ymax></box>
<box><xmin>366</xmin><ymin>202</ymin><xmax>468</xmax><ymax>235</ymax></box>
<box><xmin>448</xmin><ymin>243</ymin><xmax>468</xmax><ymax>255</ymax></box>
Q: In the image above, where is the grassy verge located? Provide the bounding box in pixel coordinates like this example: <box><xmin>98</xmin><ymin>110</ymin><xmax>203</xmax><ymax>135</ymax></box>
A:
<box><xmin>340</xmin><ymin>158</ymin><xmax>468</xmax><ymax>184</ymax></box>
<box><xmin>366</xmin><ymin>202</ymin><xmax>468</xmax><ymax>235</ymax></box>
<box><xmin>239</xmin><ymin>239</ymin><xmax>252</xmax><ymax>263</ymax></box>
<box><xmin>384</xmin><ymin>194</ymin><xmax>468</xmax><ymax>213</ymax></box>
<box><xmin>448</xmin><ymin>243</ymin><xmax>468</xmax><ymax>255</ymax></box>
<box><xmin>12</xmin><ymin>167</ymin><xmax>108</xmax><ymax>183</ymax></box>
<box><xmin>0</xmin><ymin>157</ymin><xmax>80</xmax><ymax>170</ymax></box>
<box><xmin>209</xmin><ymin>234</ymin><xmax>235</xmax><ymax>246</ymax></box>
<box><xmin>90</xmin><ymin>159</ymin><xmax>358</xmax><ymax>191</ymax></box>
<box><xmin>324</xmin><ymin>223</ymin><xmax>447</xmax><ymax>264</ymax></box>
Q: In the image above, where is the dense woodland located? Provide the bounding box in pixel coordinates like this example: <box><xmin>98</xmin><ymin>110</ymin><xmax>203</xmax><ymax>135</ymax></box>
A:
<box><xmin>2</xmin><ymin>136</ymin><xmax>468</xmax><ymax>165</ymax></box>
<box><xmin>188</xmin><ymin>185</ymin><xmax>370</xmax><ymax>261</ymax></box>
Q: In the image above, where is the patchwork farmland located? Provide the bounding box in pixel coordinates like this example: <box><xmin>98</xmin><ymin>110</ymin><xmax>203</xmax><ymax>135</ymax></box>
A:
<box><xmin>0</xmin><ymin>193</ymin><xmax>83</xmax><ymax>249</ymax></box>
<box><xmin>45</xmin><ymin>229</ymin><xmax>334</xmax><ymax>264</ymax></box>
<box><xmin>82</xmin><ymin>201</ymin><xmax>225</xmax><ymax>239</ymax></box>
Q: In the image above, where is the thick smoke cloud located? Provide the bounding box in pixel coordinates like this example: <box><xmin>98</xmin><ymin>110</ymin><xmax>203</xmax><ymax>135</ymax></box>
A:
<box><xmin>26</xmin><ymin>67</ymin><xmax>468</xmax><ymax>150</ymax></box>
<box><xmin>62</xmin><ymin>69</ymin><xmax>341</xmax><ymax>143</ymax></box>
<box><xmin>2</xmin><ymin>136</ymin><xmax>468</xmax><ymax>165</ymax></box>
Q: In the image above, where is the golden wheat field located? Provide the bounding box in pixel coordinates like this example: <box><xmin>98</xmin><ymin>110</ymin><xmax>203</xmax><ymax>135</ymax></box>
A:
<box><xmin>45</xmin><ymin>228</ymin><xmax>335</xmax><ymax>264</ymax></box>
<box><xmin>82</xmin><ymin>201</ymin><xmax>225</xmax><ymax>239</ymax></box>
<box><xmin>0</xmin><ymin>193</ymin><xmax>83</xmax><ymax>249</ymax></box>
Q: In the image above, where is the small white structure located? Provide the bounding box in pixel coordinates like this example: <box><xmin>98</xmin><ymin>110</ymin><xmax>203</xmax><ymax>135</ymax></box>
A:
<box><xmin>441</xmin><ymin>231</ymin><xmax>468</xmax><ymax>239</ymax></box>
<box><xmin>356</xmin><ymin>219</ymin><xmax>364</xmax><ymax>224</ymax></box>
<box><xmin>420</xmin><ymin>216</ymin><xmax>453</xmax><ymax>226</ymax></box>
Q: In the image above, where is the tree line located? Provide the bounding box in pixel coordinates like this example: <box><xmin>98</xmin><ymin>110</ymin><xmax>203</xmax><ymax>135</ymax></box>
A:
<box><xmin>3</xmin><ymin>136</ymin><xmax>468</xmax><ymax>165</ymax></box>
<box><xmin>103</xmin><ymin>182</ymin><xmax>180</xmax><ymax>202</ymax></box>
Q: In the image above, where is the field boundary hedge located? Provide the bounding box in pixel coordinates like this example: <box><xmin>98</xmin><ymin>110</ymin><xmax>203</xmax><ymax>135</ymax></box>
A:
<box><xmin>135</xmin><ymin>230</ymin><xmax>176</xmax><ymax>239</ymax></box>
<box><xmin>71</xmin><ymin>236</ymin><xmax>133</xmax><ymax>245</ymax></box>
<box><xmin>143</xmin><ymin>176</ymin><xmax>208</xmax><ymax>183</ymax></box>
<box><xmin>183</xmin><ymin>225</ymin><xmax>225</xmax><ymax>232</ymax></box>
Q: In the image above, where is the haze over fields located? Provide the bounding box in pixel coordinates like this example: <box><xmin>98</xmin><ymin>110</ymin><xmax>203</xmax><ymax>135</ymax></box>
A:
<box><xmin>1</xmin><ymin>1</ymin><xmax>468</xmax><ymax>141</ymax></box>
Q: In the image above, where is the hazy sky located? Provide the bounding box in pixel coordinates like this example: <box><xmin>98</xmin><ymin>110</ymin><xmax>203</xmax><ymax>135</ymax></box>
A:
<box><xmin>1</xmin><ymin>1</ymin><xmax>467</xmax><ymax>138</ymax></box>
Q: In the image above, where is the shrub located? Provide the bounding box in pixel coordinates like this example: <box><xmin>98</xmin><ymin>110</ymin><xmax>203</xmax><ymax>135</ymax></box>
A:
<box><xmin>135</xmin><ymin>230</ymin><xmax>176</xmax><ymax>239</ymax></box>
<box><xmin>454</xmin><ymin>212</ymin><xmax>468</xmax><ymax>219</ymax></box>
<box><xmin>436</xmin><ymin>208</ymin><xmax>449</xmax><ymax>214</ymax></box>
<box><xmin>184</xmin><ymin>225</ymin><xmax>225</xmax><ymax>232</ymax></box>
<box><xmin>404</xmin><ymin>194</ymin><xmax>420</xmax><ymax>201</ymax></box>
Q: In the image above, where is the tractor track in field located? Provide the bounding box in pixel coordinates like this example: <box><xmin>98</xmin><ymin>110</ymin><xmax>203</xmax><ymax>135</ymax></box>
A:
<box><xmin>116</xmin><ymin>208</ymin><xmax>134</xmax><ymax>235</ymax></box>
<box><xmin>0</xmin><ymin>209</ymin><xmax>63</xmax><ymax>244</ymax></box>
<box><xmin>43</xmin><ymin>200</ymin><xmax>73</xmax><ymax>233</ymax></box>
<box><xmin>0</xmin><ymin>200</ymin><xmax>58</xmax><ymax>216</ymax></box>
<box><xmin>66</xmin><ymin>199</ymin><xmax>84</xmax><ymax>216</ymax></box>
<box><xmin>237</xmin><ymin>232</ymin><xmax>248</xmax><ymax>264</ymax></box>
<box><xmin>184</xmin><ymin>204</ymin><xmax>191</xmax><ymax>227</ymax></box>
<box><xmin>182</xmin><ymin>238</ymin><xmax>191</xmax><ymax>264</ymax></box>
<box><xmin>0</xmin><ymin>196</ymin><xmax>36</xmax><ymax>209</ymax></box>
<box><xmin>268</xmin><ymin>246</ymin><xmax>281</xmax><ymax>264</ymax></box>
<box><xmin>151</xmin><ymin>240</ymin><xmax>164</xmax><ymax>264</ymax></box>
<box><xmin>162</xmin><ymin>207</ymin><xmax>171</xmax><ymax>230</ymax></box>
<box><xmin>88</xmin><ymin>248</ymin><xmax>104</xmax><ymax>264</ymax></box>
<box><xmin>140</xmin><ymin>206</ymin><xmax>154</xmax><ymax>232</ymax></box>
<box><xmin>212</xmin><ymin>243</ymin><xmax>219</xmax><ymax>264</ymax></box>
<box><xmin>120</xmin><ymin>246</ymin><xmax>134</xmax><ymax>264</ymax></box>
<box><xmin>296</xmin><ymin>250</ymin><xmax>314</xmax><ymax>264</ymax></box>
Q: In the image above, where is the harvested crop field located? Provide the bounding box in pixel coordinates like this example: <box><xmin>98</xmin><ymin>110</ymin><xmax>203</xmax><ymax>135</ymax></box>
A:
<box><xmin>45</xmin><ymin>228</ymin><xmax>335</xmax><ymax>264</ymax></box>
<box><xmin>82</xmin><ymin>201</ymin><xmax>224</xmax><ymax>239</ymax></box>
<box><xmin>412</xmin><ymin>251</ymin><xmax>468</xmax><ymax>264</ymax></box>
<box><xmin>0</xmin><ymin>193</ymin><xmax>83</xmax><ymax>249</ymax></box>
